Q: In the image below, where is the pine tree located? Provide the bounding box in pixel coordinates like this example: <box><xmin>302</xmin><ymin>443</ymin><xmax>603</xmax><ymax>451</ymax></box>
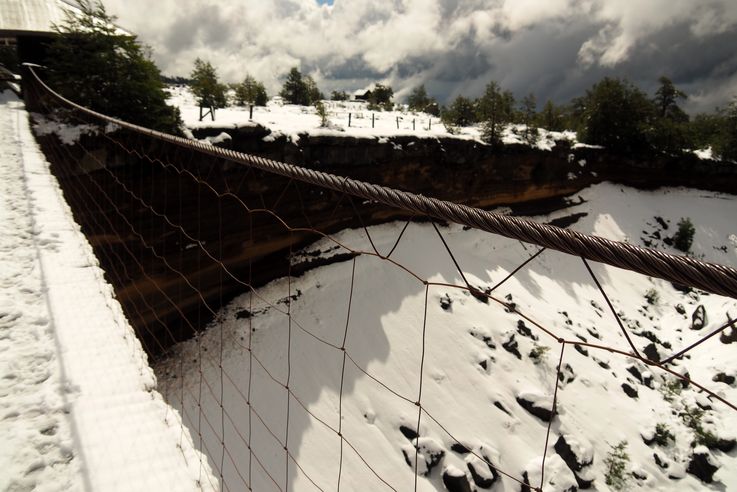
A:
<box><xmin>579</xmin><ymin>77</ymin><xmax>655</xmax><ymax>154</ymax></box>
<box><xmin>234</xmin><ymin>75</ymin><xmax>268</xmax><ymax>106</ymax></box>
<box><xmin>407</xmin><ymin>85</ymin><xmax>439</xmax><ymax>115</ymax></box>
<box><xmin>538</xmin><ymin>100</ymin><xmax>565</xmax><ymax>131</ymax></box>
<box><xmin>654</xmin><ymin>76</ymin><xmax>687</xmax><ymax>121</ymax></box>
<box><xmin>369</xmin><ymin>84</ymin><xmax>394</xmax><ymax>111</ymax></box>
<box><xmin>45</xmin><ymin>0</ymin><xmax>181</xmax><ymax>134</ymax></box>
<box><xmin>717</xmin><ymin>98</ymin><xmax>737</xmax><ymax>161</ymax></box>
<box><xmin>330</xmin><ymin>90</ymin><xmax>348</xmax><ymax>101</ymax></box>
<box><xmin>280</xmin><ymin>67</ymin><xmax>310</xmax><ymax>105</ymax></box>
<box><xmin>315</xmin><ymin>101</ymin><xmax>329</xmax><ymax>127</ymax></box>
<box><xmin>520</xmin><ymin>93</ymin><xmax>538</xmax><ymax>144</ymax></box>
<box><xmin>190</xmin><ymin>59</ymin><xmax>228</xmax><ymax>110</ymax></box>
<box><xmin>304</xmin><ymin>75</ymin><xmax>323</xmax><ymax>104</ymax></box>
<box><xmin>441</xmin><ymin>96</ymin><xmax>477</xmax><ymax>131</ymax></box>
<box><xmin>477</xmin><ymin>81</ymin><xmax>513</xmax><ymax>145</ymax></box>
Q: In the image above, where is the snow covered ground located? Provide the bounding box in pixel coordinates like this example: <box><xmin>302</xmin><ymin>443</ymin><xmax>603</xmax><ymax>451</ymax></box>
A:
<box><xmin>155</xmin><ymin>183</ymin><xmax>737</xmax><ymax>491</ymax></box>
<box><xmin>167</xmin><ymin>86</ymin><xmax>577</xmax><ymax>150</ymax></box>
<box><xmin>0</xmin><ymin>91</ymin><xmax>216</xmax><ymax>491</ymax></box>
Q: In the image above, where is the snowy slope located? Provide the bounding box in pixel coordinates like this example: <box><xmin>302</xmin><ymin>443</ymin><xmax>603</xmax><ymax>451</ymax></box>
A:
<box><xmin>156</xmin><ymin>183</ymin><xmax>737</xmax><ymax>491</ymax></box>
<box><xmin>0</xmin><ymin>91</ymin><xmax>216</xmax><ymax>491</ymax></box>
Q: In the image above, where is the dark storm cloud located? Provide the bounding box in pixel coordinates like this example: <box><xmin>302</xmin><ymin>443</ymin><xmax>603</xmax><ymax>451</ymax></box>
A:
<box><xmin>104</xmin><ymin>0</ymin><xmax>737</xmax><ymax>112</ymax></box>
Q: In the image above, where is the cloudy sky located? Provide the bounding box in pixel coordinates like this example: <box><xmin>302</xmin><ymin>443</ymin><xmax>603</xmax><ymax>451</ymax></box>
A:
<box><xmin>102</xmin><ymin>0</ymin><xmax>737</xmax><ymax>113</ymax></box>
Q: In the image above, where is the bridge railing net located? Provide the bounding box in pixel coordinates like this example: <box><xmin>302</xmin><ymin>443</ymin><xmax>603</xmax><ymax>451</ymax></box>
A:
<box><xmin>25</xmin><ymin>66</ymin><xmax>737</xmax><ymax>492</ymax></box>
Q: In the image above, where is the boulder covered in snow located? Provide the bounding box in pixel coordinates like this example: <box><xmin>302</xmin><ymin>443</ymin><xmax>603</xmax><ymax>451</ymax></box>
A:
<box><xmin>691</xmin><ymin>305</ymin><xmax>707</xmax><ymax>330</ymax></box>
<box><xmin>516</xmin><ymin>391</ymin><xmax>553</xmax><ymax>422</ymax></box>
<box><xmin>442</xmin><ymin>465</ymin><xmax>472</xmax><ymax>492</ymax></box>
<box><xmin>554</xmin><ymin>434</ymin><xmax>595</xmax><ymax>488</ymax></box>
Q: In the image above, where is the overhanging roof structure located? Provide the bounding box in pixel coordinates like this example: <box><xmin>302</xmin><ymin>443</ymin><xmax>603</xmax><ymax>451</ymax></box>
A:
<box><xmin>0</xmin><ymin>0</ymin><xmax>74</xmax><ymax>37</ymax></box>
<box><xmin>0</xmin><ymin>0</ymin><xmax>130</xmax><ymax>38</ymax></box>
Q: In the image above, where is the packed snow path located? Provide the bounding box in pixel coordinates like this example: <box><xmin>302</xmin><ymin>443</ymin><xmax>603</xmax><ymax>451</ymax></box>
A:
<box><xmin>0</xmin><ymin>91</ymin><xmax>215</xmax><ymax>491</ymax></box>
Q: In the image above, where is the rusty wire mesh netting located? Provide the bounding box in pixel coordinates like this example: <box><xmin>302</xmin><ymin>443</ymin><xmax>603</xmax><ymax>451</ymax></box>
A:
<box><xmin>24</xmin><ymin>65</ymin><xmax>737</xmax><ymax>492</ymax></box>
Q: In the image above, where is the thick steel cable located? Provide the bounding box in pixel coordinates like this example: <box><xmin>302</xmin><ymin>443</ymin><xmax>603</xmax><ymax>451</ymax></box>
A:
<box><xmin>26</xmin><ymin>65</ymin><xmax>737</xmax><ymax>300</ymax></box>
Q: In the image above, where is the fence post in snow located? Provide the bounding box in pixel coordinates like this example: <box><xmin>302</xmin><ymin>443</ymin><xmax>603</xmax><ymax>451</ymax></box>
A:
<box><xmin>249</xmin><ymin>104</ymin><xmax>253</xmax><ymax>120</ymax></box>
<box><xmin>413</xmin><ymin>119</ymin><xmax>416</xmax><ymax>131</ymax></box>
<box><xmin>372</xmin><ymin>113</ymin><xmax>375</xmax><ymax>128</ymax></box>
<box><xmin>428</xmin><ymin>119</ymin><xmax>432</xmax><ymax>131</ymax></box>
<box><xmin>396</xmin><ymin>116</ymin><xmax>400</xmax><ymax>129</ymax></box>
<box><xmin>348</xmin><ymin>113</ymin><xmax>351</xmax><ymax>127</ymax></box>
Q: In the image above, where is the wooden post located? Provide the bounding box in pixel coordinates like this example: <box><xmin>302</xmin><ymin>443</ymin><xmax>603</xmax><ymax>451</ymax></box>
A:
<box><xmin>249</xmin><ymin>104</ymin><xmax>253</xmax><ymax>120</ymax></box>
<box><xmin>372</xmin><ymin>113</ymin><xmax>375</xmax><ymax>128</ymax></box>
<box><xmin>348</xmin><ymin>113</ymin><xmax>352</xmax><ymax>127</ymax></box>
<box><xmin>199</xmin><ymin>105</ymin><xmax>215</xmax><ymax>122</ymax></box>
<box><xmin>396</xmin><ymin>116</ymin><xmax>400</xmax><ymax>129</ymax></box>
<box><xmin>428</xmin><ymin>119</ymin><xmax>432</xmax><ymax>130</ymax></box>
<box><xmin>413</xmin><ymin>119</ymin><xmax>416</xmax><ymax>130</ymax></box>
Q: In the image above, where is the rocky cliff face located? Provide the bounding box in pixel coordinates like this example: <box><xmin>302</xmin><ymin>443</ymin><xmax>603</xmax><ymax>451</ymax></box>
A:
<box><xmin>36</xmin><ymin>124</ymin><xmax>737</xmax><ymax>357</ymax></box>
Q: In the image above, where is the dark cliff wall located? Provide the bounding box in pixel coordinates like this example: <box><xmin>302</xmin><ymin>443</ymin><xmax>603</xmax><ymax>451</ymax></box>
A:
<box><xmin>36</xmin><ymin>123</ymin><xmax>737</xmax><ymax>357</ymax></box>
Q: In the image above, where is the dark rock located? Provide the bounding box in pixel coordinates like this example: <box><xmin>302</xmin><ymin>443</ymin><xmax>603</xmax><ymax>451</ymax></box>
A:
<box><xmin>467</xmin><ymin>452</ymin><xmax>500</xmax><ymax>490</ymax></box>
<box><xmin>643</xmin><ymin>374</ymin><xmax>654</xmax><ymax>388</ymax></box>
<box><xmin>451</xmin><ymin>443</ymin><xmax>470</xmax><ymax>454</ymax></box>
<box><xmin>404</xmin><ymin>437</ymin><xmax>446</xmax><ymax>476</ymax></box>
<box><xmin>503</xmin><ymin>334</ymin><xmax>522</xmax><ymax>359</ymax></box>
<box><xmin>504</xmin><ymin>294</ymin><xmax>516</xmax><ymax>313</ymax></box>
<box><xmin>469</xmin><ymin>330</ymin><xmax>496</xmax><ymax>349</ymax></box>
<box><xmin>621</xmin><ymin>383</ymin><xmax>638</xmax><ymax>399</ymax></box>
<box><xmin>654</xmin><ymin>216</ymin><xmax>669</xmax><ymax>229</ymax></box>
<box><xmin>691</xmin><ymin>305</ymin><xmax>707</xmax><ymax>330</ymax></box>
<box><xmin>712</xmin><ymin>372</ymin><xmax>735</xmax><ymax>386</ymax></box>
<box><xmin>626</xmin><ymin>365</ymin><xmax>643</xmax><ymax>383</ymax></box>
<box><xmin>401</xmin><ymin>448</ymin><xmax>413</xmax><ymax>467</ymax></box>
<box><xmin>516</xmin><ymin>320</ymin><xmax>538</xmax><ymax>340</ymax></box>
<box><xmin>468</xmin><ymin>461</ymin><xmax>495</xmax><ymax>489</ymax></box>
<box><xmin>595</xmin><ymin>359</ymin><xmax>610</xmax><ymax>369</ymax></box>
<box><xmin>493</xmin><ymin>401</ymin><xmax>512</xmax><ymax>416</ymax></box>
<box><xmin>424</xmin><ymin>447</ymin><xmax>445</xmax><ymax>475</ymax></box>
<box><xmin>479</xmin><ymin>359</ymin><xmax>488</xmax><ymax>370</ymax></box>
<box><xmin>516</xmin><ymin>395</ymin><xmax>553</xmax><ymax>422</ymax></box>
<box><xmin>554</xmin><ymin>435</ymin><xmax>594</xmax><ymax>489</ymax></box>
<box><xmin>440</xmin><ymin>294</ymin><xmax>453</xmax><ymax>312</ymax></box>
<box><xmin>720</xmin><ymin>321</ymin><xmax>737</xmax><ymax>344</ymax></box>
<box><xmin>632</xmin><ymin>470</ymin><xmax>647</xmax><ymax>480</ymax></box>
<box><xmin>235</xmin><ymin>309</ymin><xmax>252</xmax><ymax>319</ymax></box>
<box><xmin>687</xmin><ymin>450</ymin><xmax>718</xmax><ymax>483</ymax></box>
<box><xmin>633</xmin><ymin>330</ymin><xmax>671</xmax><ymax>348</ymax></box>
<box><xmin>714</xmin><ymin>438</ymin><xmax>736</xmax><ymax>453</ymax></box>
<box><xmin>653</xmin><ymin>453</ymin><xmax>669</xmax><ymax>469</ymax></box>
<box><xmin>470</xmin><ymin>286</ymin><xmax>490</xmax><ymax>304</ymax></box>
<box><xmin>574</xmin><ymin>344</ymin><xmax>589</xmax><ymax>357</ymax></box>
<box><xmin>442</xmin><ymin>468</ymin><xmax>472</xmax><ymax>492</ymax></box>
<box><xmin>643</xmin><ymin>343</ymin><xmax>661</xmax><ymax>363</ymax></box>
<box><xmin>558</xmin><ymin>363</ymin><xmax>576</xmax><ymax>384</ymax></box>
<box><xmin>675</xmin><ymin>304</ymin><xmax>686</xmax><ymax>315</ymax></box>
<box><xmin>586</xmin><ymin>327</ymin><xmax>601</xmax><ymax>339</ymax></box>
<box><xmin>520</xmin><ymin>471</ymin><xmax>532</xmax><ymax>492</ymax></box>
<box><xmin>399</xmin><ymin>425</ymin><xmax>418</xmax><ymax>441</ymax></box>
